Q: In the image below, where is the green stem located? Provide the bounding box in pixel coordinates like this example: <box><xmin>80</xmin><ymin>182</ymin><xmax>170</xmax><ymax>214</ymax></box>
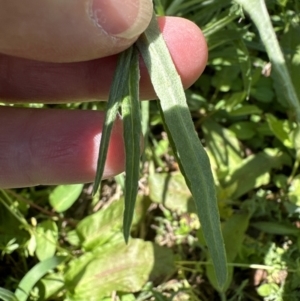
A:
<box><xmin>176</xmin><ymin>261</ymin><xmax>289</xmax><ymax>271</ymax></box>
<box><xmin>288</xmin><ymin>157</ymin><xmax>300</xmax><ymax>184</ymax></box>
<box><xmin>0</xmin><ymin>190</ymin><xmax>28</xmax><ymax>227</ymax></box>
<box><xmin>220</xmin><ymin>292</ymin><xmax>227</xmax><ymax>301</ymax></box>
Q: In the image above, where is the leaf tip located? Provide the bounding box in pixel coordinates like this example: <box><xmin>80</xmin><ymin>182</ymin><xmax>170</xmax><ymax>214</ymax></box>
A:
<box><xmin>123</xmin><ymin>231</ymin><xmax>130</xmax><ymax>244</ymax></box>
<box><xmin>92</xmin><ymin>185</ymin><xmax>98</xmax><ymax>196</ymax></box>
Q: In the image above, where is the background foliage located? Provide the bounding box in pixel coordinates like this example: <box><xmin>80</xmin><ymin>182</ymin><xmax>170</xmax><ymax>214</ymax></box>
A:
<box><xmin>1</xmin><ymin>0</ymin><xmax>300</xmax><ymax>300</ymax></box>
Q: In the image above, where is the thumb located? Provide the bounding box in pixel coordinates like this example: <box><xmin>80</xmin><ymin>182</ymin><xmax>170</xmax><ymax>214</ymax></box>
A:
<box><xmin>0</xmin><ymin>0</ymin><xmax>153</xmax><ymax>62</ymax></box>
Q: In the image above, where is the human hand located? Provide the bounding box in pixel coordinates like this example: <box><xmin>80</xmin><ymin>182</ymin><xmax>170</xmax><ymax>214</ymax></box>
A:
<box><xmin>0</xmin><ymin>0</ymin><xmax>208</xmax><ymax>188</ymax></box>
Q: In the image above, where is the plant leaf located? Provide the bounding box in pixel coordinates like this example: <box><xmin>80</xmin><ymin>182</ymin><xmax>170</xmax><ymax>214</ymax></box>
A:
<box><xmin>252</xmin><ymin>222</ymin><xmax>299</xmax><ymax>235</ymax></box>
<box><xmin>64</xmin><ymin>237</ymin><xmax>175</xmax><ymax>300</ymax></box>
<box><xmin>148</xmin><ymin>172</ymin><xmax>195</xmax><ymax>213</ymax></box>
<box><xmin>122</xmin><ymin>47</ymin><xmax>141</xmax><ymax>243</ymax></box>
<box><xmin>136</xmin><ymin>12</ymin><xmax>227</xmax><ymax>289</ymax></box>
<box><xmin>233</xmin><ymin>0</ymin><xmax>300</xmax><ymax>122</ymax></box>
<box><xmin>207</xmin><ymin>212</ymin><xmax>250</xmax><ymax>292</ymax></box>
<box><xmin>224</xmin><ymin>150</ymin><xmax>286</xmax><ymax>199</ymax></box>
<box><xmin>202</xmin><ymin>118</ymin><xmax>243</xmax><ymax>172</ymax></box>
<box><xmin>0</xmin><ymin>288</ymin><xmax>18</xmax><ymax>301</ymax></box>
<box><xmin>49</xmin><ymin>184</ymin><xmax>83</xmax><ymax>213</ymax></box>
<box><xmin>35</xmin><ymin>220</ymin><xmax>58</xmax><ymax>261</ymax></box>
<box><xmin>265</xmin><ymin>114</ymin><xmax>293</xmax><ymax>148</ymax></box>
<box><xmin>93</xmin><ymin>47</ymin><xmax>133</xmax><ymax>194</ymax></box>
<box><xmin>15</xmin><ymin>256</ymin><xmax>66</xmax><ymax>301</ymax></box>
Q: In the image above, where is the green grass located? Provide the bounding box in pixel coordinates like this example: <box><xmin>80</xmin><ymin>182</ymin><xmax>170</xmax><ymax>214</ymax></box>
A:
<box><xmin>1</xmin><ymin>0</ymin><xmax>300</xmax><ymax>300</ymax></box>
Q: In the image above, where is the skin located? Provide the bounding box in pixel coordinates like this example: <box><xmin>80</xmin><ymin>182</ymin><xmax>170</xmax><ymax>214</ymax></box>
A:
<box><xmin>0</xmin><ymin>0</ymin><xmax>208</xmax><ymax>188</ymax></box>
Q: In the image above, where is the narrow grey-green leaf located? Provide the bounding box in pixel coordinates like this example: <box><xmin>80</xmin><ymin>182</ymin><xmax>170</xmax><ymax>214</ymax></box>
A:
<box><xmin>122</xmin><ymin>47</ymin><xmax>141</xmax><ymax>242</ymax></box>
<box><xmin>15</xmin><ymin>256</ymin><xmax>66</xmax><ymax>301</ymax></box>
<box><xmin>93</xmin><ymin>47</ymin><xmax>133</xmax><ymax>194</ymax></box>
<box><xmin>136</xmin><ymin>13</ymin><xmax>227</xmax><ymax>289</ymax></box>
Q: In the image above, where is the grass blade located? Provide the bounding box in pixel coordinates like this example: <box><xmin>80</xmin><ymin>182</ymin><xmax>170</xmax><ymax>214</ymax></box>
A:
<box><xmin>93</xmin><ymin>47</ymin><xmax>133</xmax><ymax>194</ymax></box>
<box><xmin>0</xmin><ymin>288</ymin><xmax>18</xmax><ymax>301</ymax></box>
<box><xmin>122</xmin><ymin>47</ymin><xmax>141</xmax><ymax>242</ymax></box>
<box><xmin>15</xmin><ymin>256</ymin><xmax>66</xmax><ymax>301</ymax></box>
<box><xmin>136</xmin><ymin>13</ymin><xmax>227</xmax><ymax>289</ymax></box>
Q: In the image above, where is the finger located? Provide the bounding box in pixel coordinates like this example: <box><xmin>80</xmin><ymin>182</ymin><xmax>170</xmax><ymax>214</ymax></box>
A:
<box><xmin>0</xmin><ymin>0</ymin><xmax>153</xmax><ymax>62</ymax></box>
<box><xmin>0</xmin><ymin>107</ymin><xmax>125</xmax><ymax>188</ymax></box>
<box><xmin>0</xmin><ymin>17</ymin><xmax>208</xmax><ymax>103</ymax></box>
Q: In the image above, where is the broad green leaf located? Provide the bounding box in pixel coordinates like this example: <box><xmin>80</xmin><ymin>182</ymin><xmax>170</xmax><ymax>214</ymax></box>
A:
<box><xmin>93</xmin><ymin>47</ymin><xmax>133</xmax><ymax>194</ymax></box>
<box><xmin>26</xmin><ymin>234</ymin><xmax>37</xmax><ymax>257</ymax></box>
<box><xmin>222</xmin><ymin>213</ymin><xmax>250</xmax><ymax>261</ymax></box>
<box><xmin>207</xmin><ymin>213</ymin><xmax>250</xmax><ymax>292</ymax></box>
<box><xmin>137</xmin><ymin>12</ymin><xmax>227</xmax><ymax>289</ymax></box>
<box><xmin>229</xmin><ymin>121</ymin><xmax>256</xmax><ymax>140</ymax></box>
<box><xmin>288</xmin><ymin>175</ymin><xmax>300</xmax><ymax>206</ymax></box>
<box><xmin>148</xmin><ymin>172</ymin><xmax>195</xmax><ymax>213</ymax></box>
<box><xmin>211</xmin><ymin>65</ymin><xmax>241</xmax><ymax>92</ymax></box>
<box><xmin>257</xmin><ymin>283</ymin><xmax>280</xmax><ymax>298</ymax></box>
<box><xmin>49</xmin><ymin>184</ymin><xmax>83</xmax><ymax>213</ymax></box>
<box><xmin>0</xmin><ymin>288</ymin><xmax>18</xmax><ymax>301</ymax></box>
<box><xmin>256</xmin><ymin>122</ymin><xmax>274</xmax><ymax>137</ymax></box>
<box><xmin>224</xmin><ymin>150</ymin><xmax>286</xmax><ymax>199</ymax></box>
<box><xmin>274</xmin><ymin>174</ymin><xmax>288</xmax><ymax>189</ymax></box>
<box><xmin>250</xmin><ymin>77</ymin><xmax>274</xmax><ymax>103</ymax></box>
<box><xmin>76</xmin><ymin>200</ymin><xmax>123</xmax><ymax>250</ymax></box>
<box><xmin>35</xmin><ymin>220</ymin><xmax>58</xmax><ymax>261</ymax></box>
<box><xmin>119</xmin><ymin>294</ymin><xmax>136</xmax><ymax>301</ymax></box>
<box><xmin>76</xmin><ymin>196</ymin><xmax>147</xmax><ymax>251</ymax></box>
<box><xmin>234</xmin><ymin>0</ymin><xmax>300</xmax><ymax>122</ymax></box>
<box><xmin>15</xmin><ymin>256</ymin><xmax>66</xmax><ymax>301</ymax></box>
<box><xmin>252</xmin><ymin>222</ymin><xmax>299</xmax><ymax>235</ymax></box>
<box><xmin>229</xmin><ymin>105</ymin><xmax>262</xmax><ymax>116</ymax></box>
<box><xmin>64</xmin><ymin>238</ymin><xmax>175</xmax><ymax>301</ymax></box>
<box><xmin>149</xmin><ymin>243</ymin><xmax>176</xmax><ymax>282</ymax></box>
<box><xmin>218</xmin><ymin>92</ymin><xmax>246</xmax><ymax>114</ymax></box>
<box><xmin>202</xmin><ymin>119</ymin><xmax>243</xmax><ymax>174</ymax></box>
<box><xmin>122</xmin><ymin>47</ymin><xmax>141</xmax><ymax>242</ymax></box>
<box><xmin>65</xmin><ymin>230</ymin><xmax>81</xmax><ymax>247</ymax></box>
<box><xmin>266</xmin><ymin>114</ymin><xmax>293</xmax><ymax>148</ymax></box>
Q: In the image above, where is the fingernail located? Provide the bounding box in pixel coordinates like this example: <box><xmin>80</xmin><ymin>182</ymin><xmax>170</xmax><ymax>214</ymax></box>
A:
<box><xmin>90</xmin><ymin>0</ymin><xmax>152</xmax><ymax>39</ymax></box>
